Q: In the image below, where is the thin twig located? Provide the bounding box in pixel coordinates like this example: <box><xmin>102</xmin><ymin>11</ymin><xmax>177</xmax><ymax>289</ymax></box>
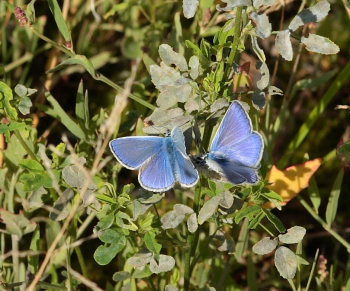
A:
<box><xmin>68</xmin><ymin>268</ymin><xmax>104</xmax><ymax>291</ymax></box>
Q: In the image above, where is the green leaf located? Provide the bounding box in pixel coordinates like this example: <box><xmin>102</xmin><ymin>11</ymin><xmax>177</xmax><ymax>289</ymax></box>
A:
<box><xmin>252</xmin><ymin>237</ymin><xmax>278</xmax><ymax>255</ymax></box>
<box><xmin>337</xmin><ymin>141</ymin><xmax>350</xmax><ymax>163</ymax></box>
<box><xmin>75</xmin><ymin>80</ymin><xmax>85</xmax><ymax>122</ymax></box>
<box><xmin>235</xmin><ymin>205</ymin><xmax>261</xmax><ymax>224</ymax></box>
<box><xmin>0</xmin><ymin>210</ymin><xmax>36</xmax><ymax>238</ymax></box>
<box><xmin>248</xmin><ymin>211</ymin><xmax>265</xmax><ymax>229</ymax></box>
<box><xmin>325</xmin><ymin>168</ymin><xmax>344</xmax><ymax>226</ymax></box>
<box><xmin>308</xmin><ymin>177</ymin><xmax>321</xmax><ymax>214</ymax></box>
<box><xmin>18</xmin><ymin>96</ymin><xmax>33</xmax><ymax>115</ymax></box>
<box><xmin>183</xmin><ymin>0</ymin><xmax>199</xmax><ymax>19</ymax></box>
<box><xmin>28</xmin><ymin>228</ymin><xmax>40</xmax><ymax>273</ymax></box>
<box><xmin>43</xmin><ymin>92</ymin><xmax>86</xmax><ymax>140</ymax></box>
<box><xmin>278</xmin><ymin>226</ymin><xmax>306</xmax><ymax>244</ymax></box>
<box><xmin>159</xmin><ymin>44</ymin><xmax>188</xmax><ymax>71</ymax></box>
<box><xmin>0</xmin><ymin>81</ymin><xmax>17</xmax><ymax>119</ymax></box>
<box><xmin>48</xmin><ymin>55</ymin><xmax>96</xmax><ymax>78</ymax></box>
<box><xmin>198</xmin><ymin>196</ymin><xmax>221</xmax><ymax>224</ymax></box>
<box><xmin>275</xmin><ymin>30</ymin><xmax>293</xmax><ymax>61</ymax></box>
<box><xmin>47</xmin><ymin>0</ymin><xmax>72</xmax><ymax>42</ymax></box>
<box><xmin>94</xmin><ymin>230</ymin><xmax>126</xmax><ymax>265</ymax></box>
<box><xmin>20</xmin><ymin>159</ymin><xmax>44</xmax><ymax>171</ymax></box>
<box><xmin>20</xmin><ymin>172</ymin><xmax>53</xmax><ymax>191</ymax></box>
<box><xmin>262</xmin><ymin>209</ymin><xmax>286</xmax><ymax>233</ymax></box>
<box><xmin>301</xmin><ymin>34</ymin><xmax>339</xmax><ymax>55</ymax></box>
<box><xmin>149</xmin><ymin>255</ymin><xmax>175</xmax><ymax>274</ymax></box>
<box><xmin>274</xmin><ymin>246</ymin><xmax>297</xmax><ymax>279</ymax></box>
<box><xmin>112</xmin><ymin>271</ymin><xmax>131</xmax><ymax>282</ymax></box>
<box><xmin>144</xmin><ymin>232</ymin><xmax>162</xmax><ymax>254</ymax></box>
<box><xmin>261</xmin><ymin>190</ymin><xmax>283</xmax><ymax>202</ymax></box>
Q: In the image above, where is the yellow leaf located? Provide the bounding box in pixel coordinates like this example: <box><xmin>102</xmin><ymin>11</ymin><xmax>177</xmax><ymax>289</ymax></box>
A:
<box><xmin>266</xmin><ymin>158</ymin><xmax>322</xmax><ymax>208</ymax></box>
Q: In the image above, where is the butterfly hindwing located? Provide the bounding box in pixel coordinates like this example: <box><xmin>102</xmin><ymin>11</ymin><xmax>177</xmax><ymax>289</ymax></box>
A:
<box><xmin>109</xmin><ymin>136</ymin><xmax>163</xmax><ymax>170</ymax></box>
<box><xmin>139</xmin><ymin>141</ymin><xmax>176</xmax><ymax>191</ymax></box>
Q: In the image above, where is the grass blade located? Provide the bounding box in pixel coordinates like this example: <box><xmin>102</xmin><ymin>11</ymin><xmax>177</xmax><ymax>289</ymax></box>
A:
<box><xmin>47</xmin><ymin>0</ymin><xmax>72</xmax><ymax>42</ymax></box>
<box><xmin>325</xmin><ymin>168</ymin><xmax>344</xmax><ymax>226</ymax></box>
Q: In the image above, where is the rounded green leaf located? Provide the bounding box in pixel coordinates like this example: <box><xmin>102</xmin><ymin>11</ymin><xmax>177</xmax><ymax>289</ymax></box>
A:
<box><xmin>149</xmin><ymin>255</ymin><xmax>175</xmax><ymax>274</ymax></box>
<box><xmin>274</xmin><ymin>246</ymin><xmax>298</xmax><ymax>279</ymax></box>
<box><xmin>252</xmin><ymin>237</ymin><xmax>278</xmax><ymax>255</ymax></box>
<box><xmin>278</xmin><ymin>226</ymin><xmax>306</xmax><ymax>244</ymax></box>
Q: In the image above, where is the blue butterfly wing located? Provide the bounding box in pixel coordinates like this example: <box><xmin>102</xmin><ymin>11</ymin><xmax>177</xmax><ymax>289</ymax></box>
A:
<box><xmin>171</xmin><ymin>127</ymin><xmax>199</xmax><ymax>187</ymax></box>
<box><xmin>211</xmin><ymin>101</ymin><xmax>252</xmax><ymax>152</ymax></box>
<box><xmin>139</xmin><ymin>146</ymin><xmax>176</xmax><ymax>192</ymax></box>
<box><xmin>223</xmin><ymin>132</ymin><xmax>264</xmax><ymax>168</ymax></box>
<box><xmin>207</xmin><ymin>156</ymin><xmax>259</xmax><ymax>184</ymax></box>
<box><xmin>109</xmin><ymin>136</ymin><xmax>163</xmax><ymax>170</ymax></box>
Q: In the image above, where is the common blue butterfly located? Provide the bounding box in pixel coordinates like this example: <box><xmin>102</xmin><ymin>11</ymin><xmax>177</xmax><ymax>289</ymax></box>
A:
<box><xmin>109</xmin><ymin>127</ymin><xmax>199</xmax><ymax>192</ymax></box>
<box><xmin>195</xmin><ymin>101</ymin><xmax>264</xmax><ymax>184</ymax></box>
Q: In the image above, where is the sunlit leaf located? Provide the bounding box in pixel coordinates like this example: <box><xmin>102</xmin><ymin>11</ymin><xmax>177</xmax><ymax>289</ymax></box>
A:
<box><xmin>274</xmin><ymin>246</ymin><xmax>297</xmax><ymax>279</ymax></box>
<box><xmin>161</xmin><ymin>210</ymin><xmax>185</xmax><ymax>229</ymax></box>
<box><xmin>159</xmin><ymin>44</ymin><xmax>188</xmax><ymax>71</ymax></box>
<box><xmin>275</xmin><ymin>30</ymin><xmax>293</xmax><ymax>61</ymax></box>
<box><xmin>187</xmin><ymin>213</ymin><xmax>198</xmax><ymax>233</ymax></box>
<box><xmin>219</xmin><ymin>0</ymin><xmax>252</xmax><ymax>11</ymax></box>
<box><xmin>149</xmin><ymin>255</ymin><xmax>175</xmax><ymax>274</ymax></box>
<box><xmin>251</xmin><ymin>12</ymin><xmax>271</xmax><ymax>39</ymax></box>
<box><xmin>301</xmin><ymin>34</ymin><xmax>340</xmax><ymax>55</ymax></box>
<box><xmin>256</xmin><ymin>61</ymin><xmax>269</xmax><ymax>90</ymax></box>
<box><xmin>288</xmin><ymin>0</ymin><xmax>330</xmax><ymax>32</ymax></box>
<box><xmin>174</xmin><ymin>204</ymin><xmax>194</xmax><ymax>215</ymax></box>
<box><xmin>252</xmin><ymin>237</ymin><xmax>278</xmax><ymax>255</ymax></box>
<box><xmin>266</xmin><ymin>158</ymin><xmax>322</xmax><ymax>207</ymax></box>
<box><xmin>189</xmin><ymin>55</ymin><xmax>200</xmax><ymax>79</ymax></box>
<box><xmin>198</xmin><ymin>196</ymin><xmax>221</xmax><ymax>225</ymax></box>
<box><xmin>144</xmin><ymin>232</ymin><xmax>162</xmax><ymax>254</ymax></box>
<box><xmin>126</xmin><ymin>252</ymin><xmax>153</xmax><ymax>268</ymax></box>
<box><xmin>278</xmin><ymin>226</ymin><xmax>306</xmax><ymax>244</ymax></box>
<box><xmin>112</xmin><ymin>271</ymin><xmax>131</xmax><ymax>282</ymax></box>
<box><xmin>183</xmin><ymin>0</ymin><xmax>199</xmax><ymax>19</ymax></box>
<box><xmin>165</xmin><ymin>285</ymin><xmax>179</xmax><ymax>291</ymax></box>
<box><xmin>253</xmin><ymin>0</ymin><xmax>277</xmax><ymax>7</ymax></box>
<box><xmin>218</xmin><ymin>192</ymin><xmax>234</xmax><ymax>209</ymax></box>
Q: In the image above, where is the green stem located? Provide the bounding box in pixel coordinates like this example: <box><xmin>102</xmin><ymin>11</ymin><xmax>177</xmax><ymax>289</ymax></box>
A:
<box><xmin>14</xmin><ymin>130</ymin><xmax>38</xmax><ymax>161</ymax></box>
<box><xmin>227</xmin><ymin>7</ymin><xmax>243</xmax><ymax>66</ymax></box>
<box><xmin>298</xmin><ymin>196</ymin><xmax>350</xmax><ymax>252</ymax></box>
<box><xmin>258</xmin><ymin>222</ymin><xmax>274</xmax><ymax>237</ymax></box>
<box><xmin>75</xmin><ymin>246</ymin><xmax>88</xmax><ymax>277</ymax></box>
<box><xmin>95</xmin><ymin>74</ymin><xmax>155</xmax><ymax>110</ymax></box>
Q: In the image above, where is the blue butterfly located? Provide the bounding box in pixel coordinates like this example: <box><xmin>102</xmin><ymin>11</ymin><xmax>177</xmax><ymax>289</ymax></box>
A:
<box><xmin>197</xmin><ymin>101</ymin><xmax>264</xmax><ymax>184</ymax></box>
<box><xmin>109</xmin><ymin>127</ymin><xmax>199</xmax><ymax>192</ymax></box>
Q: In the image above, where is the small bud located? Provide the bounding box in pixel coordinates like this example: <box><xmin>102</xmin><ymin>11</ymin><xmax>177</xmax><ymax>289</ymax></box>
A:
<box><xmin>14</xmin><ymin>7</ymin><xmax>30</xmax><ymax>26</ymax></box>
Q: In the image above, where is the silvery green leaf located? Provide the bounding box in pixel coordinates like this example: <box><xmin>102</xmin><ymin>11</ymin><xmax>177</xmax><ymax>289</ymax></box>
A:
<box><xmin>184</xmin><ymin>96</ymin><xmax>201</xmax><ymax>113</ymax></box>
<box><xmin>252</xmin><ymin>91</ymin><xmax>266</xmax><ymax>110</ymax></box>
<box><xmin>149</xmin><ymin>255</ymin><xmax>175</xmax><ymax>274</ymax></box>
<box><xmin>174</xmin><ymin>204</ymin><xmax>194</xmax><ymax>215</ymax></box>
<box><xmin>252</xmin><ymin>237</ymin><xmax>278</xmax><ymax>255</ymax></box>
<box><xmin>274</xmin><ymin>246</ymin><xmax>298</xmax><ymax>279</ymax></box>
<box><xmin>161</xmin><ymin>210</ymin><xmax>185</xmax><ymax>229</ymax></box>
<box><xmin>81</xmin><ymin>189</ymin><xmax>97</xmax><ymax>207</ymax></box>
<box><xmin>18</xmin><ymin>96</ymin><xmax>33</xmax><ymax>115</ymax></box>
<box><xmin>288</xmin><ymin>0</ymin><xmax>330</xmax><ymax>32</ymax></box>
<box><xmin>256</xmin><ymin>62</ymin><xmax>270</xmax><ymax>90</ymax></box>
<box><xmin>62</xmin><ymin>165</ymin><xmax>86</xmax><ymax>188</ymax></box>
<box><xmin>250</xmin><ymin>35</ymin><xmax>266</xmax><ymax>62</ymax></box>
<box><xmin>133</xmin><ymin>200</ymin><xmax>152</xmax><ymax>220</ymax></box>
<box><xmin>126</xmin><ymin>252</ymin><xmax>153</xmax><ymax>268</ymax></box>
<box><xmin>275</xmin><ymin>30</ymin><xmax>293</xmax><ymax>61</ymax></box>
<box><xmin>210</xmin><ymin>98</ymin><xmax>229</xmax><ymax>113</ymax></box>
<box><xmin>156</xmin><ymin>90</ymin><xmax>178</xmax><ymax>109</ymax></box>
<box><xmin>268</xmin><ymin>86</ymin><xmax>283</xmax><ymax>96</ymax></box>
<box><xmin>217</xmin><ymin>234</ymin><xmax>235</xmax><ymax>253</ymax></box>
<box><xmin>14</xmin><ymin>84</ymin><xmax>28</xmax><ymax>97</ymax></box>
<box><xmin>183</xmin><ymin>0</ymin><xmax>199</xmax><ymax>19</ymax></box>
<box><xmin>187</xmin><ymin>212</ymin><xmax>198</xmax><ymax>233</ymax></box>
<box><xmin>220</xmin><ymin>0</ymin><xmax>252</xmax><ymax>11</ymax></box>
<box><xmin>251</xmin><ymin>12</ymin><xmax>271</xmax><ymax>39</ymax></box>
<box><xmin>253</xmin><ymin>0</ymin><xmax>277</xmax><ymax>8</ymax></box>
<box><xmin>112</xmin><ymin>271</ymin><xmax>131</xmax><ymax>282</ymax></box>
<box><xmin>159</xmin><ymin>44</ymin><xmax>188</xmax><ymax>71</ymax></box>
<box><xmin>165</xmin><ymin>285</ymin><xmax>179</xmax><ymax>291</ymax></box>
<box><xmin>301</xmin><ymin>34</ymin><xmax>339</xmax><ymax>55</ymax></box>
<box><xmin>26</xmin><ymin>186</ymin><xmax>46</xmax><ymax>211</ymax></box>
<box><xmin>143</xmin><ymin>108</ymin><xmax>192</xmax><ymax>134</ymax></box>
<box><xmin>150</xmin><ymin>63</ymin><xmax>181</xmax><ymax>90</ymax></box>
<box><xmin>189</xmin><ymin>55</ymin><xmax>200</xmax><ymax>79</ymax></box>
<box><xmin>198</xmin><ymin>196</ymin><xmax>221</xmax><ymax>225</ymax></box>
<box><xmin>49</xmin><ymin>189</ymin><xmax>74</xmax><ymax>221</ymax></box>
<box><xmin>138</xmin><ymin>192</ymin><xmax>165</xmax><ymax>204</ymax></box>
<box><xmin>278</xmin><ymin>226</ymin><xmax>306</xmax><ymax>244</ymax></box>
<box><xmin>218</xmin><ymin>192</ymin><xmax>234</xmax><ymax>209</ymax></box>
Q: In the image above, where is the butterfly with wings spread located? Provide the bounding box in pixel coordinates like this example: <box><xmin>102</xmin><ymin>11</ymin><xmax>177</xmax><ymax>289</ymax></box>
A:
<box><xmin>109</xmin><ymin>101</ymin><xmax>264</xmax><ymax>191</ymax></box>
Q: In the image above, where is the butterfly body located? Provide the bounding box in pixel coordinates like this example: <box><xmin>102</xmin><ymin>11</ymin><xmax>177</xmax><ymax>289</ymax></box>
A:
<box><xmin>109</xmin><ymin>127</ymin><xmax>199</xmax><ymax>192</ymax></box>
<box><xmin>199</xmin><ymin>101</ymin><xmax>264</xmax><ymax>185</ymax></box>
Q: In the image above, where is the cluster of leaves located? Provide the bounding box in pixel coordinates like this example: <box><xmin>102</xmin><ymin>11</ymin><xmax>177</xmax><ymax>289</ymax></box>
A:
<box><xmin>0</xmin><ymin>0</ymin><xmax>349</xmax><ymax>290</ymax></box>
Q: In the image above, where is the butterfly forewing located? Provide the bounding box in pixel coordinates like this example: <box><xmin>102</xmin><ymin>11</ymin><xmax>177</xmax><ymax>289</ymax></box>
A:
<box><xmin>109</xmin><ymin>136</ymin><xmax>163</xmax><ymax>170</ymax></box>
<box><xmin>210</xmin><ymin>101</ymin><xmax>253</xmax><ymax>152</ymax></box>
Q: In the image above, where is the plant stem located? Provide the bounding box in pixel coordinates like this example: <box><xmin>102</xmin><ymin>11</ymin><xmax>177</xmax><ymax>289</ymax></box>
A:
<box><xmin>96</xmin><ymin>74</ymin><xmax>155</xmax><ymax>110</ymax></box>
<box><xmin>298</xmin><ymin>196</ymin><xmax>350</xmax><ymax>252</ymax></box>
<box><xmin>258</xmin><ymin>222</ymin><xmax>274</xmax><ymax>237</ymax></box>
<box><xmin>227</xmin><ymin>7</ymin><xmax>243</xmax><ymax>66</ymax></box>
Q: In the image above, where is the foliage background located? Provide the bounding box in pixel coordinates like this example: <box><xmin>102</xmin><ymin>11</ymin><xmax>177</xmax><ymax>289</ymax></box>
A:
<box><xmin>0</xmin><ymin>0</ymin><xmax>350</xmax><ymax>290</ymax></box>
